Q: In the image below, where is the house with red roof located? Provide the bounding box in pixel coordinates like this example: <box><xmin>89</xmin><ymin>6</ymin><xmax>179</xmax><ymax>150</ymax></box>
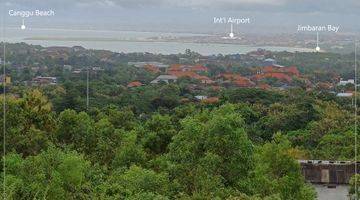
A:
<box><xmin>216</xmin><ymin>73</ymin><xmax>255</xmax><ymax>88</ymax></box>
<box><xmin>168</xmin><ymin>71</ymin><xmax>214</xmax><ymax>84</ymax></box>
<box><xmin>216</xmin><ymin>73</ymin><xmax>244</xmax><ymax>81</ymax></box>
<box><xmin>257</xmin><ymin>66</ymin><xmax>300</xmax><ymax>76</ymax></box>
<box><xmin>127</xmin><ymin>81</ymin><xmax>143</xmax><ymax>88</ymax></box>
<box><xmin>168</xmin><ymin>71</ymin><xmax>199</xmax><ymax>79</ymax></box>
<box><xmin>233</xmin><ymin>78</ymin><xmax>256</xmax><ymax>87</ymax></box>
<box><xmin>201</xmin><ymin>97</ymin><xmax>220</xmax><ymax>104</ymax></box>
<box><xmin>198</xmin><ymin>75</ymin><xmax>215</xmax><ymax>84</ymax></box>
<box><xmin>191</xmin><ymin>65</ymin><xmax>209</xmax><ymax>72</ymax></box>
<box><xmin>253</xmin><ymin>73</ymin><xmax>293</xmax><ymax>82</ymax></box>
<box><xmin>144</xmin><ymin>64</ymin><xmax>161</xmax><ymax>74</ymax></box>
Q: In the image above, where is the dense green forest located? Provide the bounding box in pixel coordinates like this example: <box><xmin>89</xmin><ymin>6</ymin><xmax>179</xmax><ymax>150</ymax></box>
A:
<box><xmin>0</xmin><ymin>43</ymin><xmax>358</xmax><ymax>199</ymax></box>
<box><xmin>0</xmin><ymin>86</ymin><xmax>356</xmax><ymax>199</ymax></box>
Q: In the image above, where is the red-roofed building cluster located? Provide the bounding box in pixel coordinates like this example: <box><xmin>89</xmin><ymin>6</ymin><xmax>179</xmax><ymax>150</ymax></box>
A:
<box><xmin>252</xmin><ymin>66</ymin><xmax>300</xmax><ymax>83</ymax></box>
<box><xmin>216</xmin><ymin>73</ymin><xmax>255</xmax><ymax>88</ymax></box>
<box><xmin>135</xmin><ymin>59</ymin><xmax>304</xmax><ymax>92</ymax></box>
<box><xmin>167</xmin><ymin>64</ymin><xmax>214</xmax><ymax>84</ymax></box>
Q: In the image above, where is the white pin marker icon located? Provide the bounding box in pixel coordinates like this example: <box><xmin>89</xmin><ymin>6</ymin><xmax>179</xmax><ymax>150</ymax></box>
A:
<box><xmin>315</xmin><ymin>32</ymin><xmax>320</xmax><ymax>52</ymax></box>
<box><xmin>229</xmin><ymin>23</ymin><xmax>234</xmax><ymax>38</ymax></box>
<box><xmin>21</xmin><ymin>19</ymin><xmax>26</xmax><ymax>30</ymax></box>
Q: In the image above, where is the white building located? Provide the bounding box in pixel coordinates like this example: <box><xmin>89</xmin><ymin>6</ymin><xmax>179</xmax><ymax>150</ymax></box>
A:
<box><xmin>338</xmin><ymin>79</ymin><xmax>355</xmax><ymax>86</ymax></box>
<box><xmin>336</xmin><ymin>93</ymin><xmax>353</xmax><ymax>97</ymax></box>
<box><xmin>195</xmin><ymin>96</ymin><xmax>208</xmax><ymax>100</ymax></box>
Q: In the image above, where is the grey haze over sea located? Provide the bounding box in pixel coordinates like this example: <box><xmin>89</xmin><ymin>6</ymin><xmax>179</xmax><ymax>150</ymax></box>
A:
<box><xmin>2</xmin><ymin>27</ymin><xmax>313</xmax><ymax>55</ymax></box>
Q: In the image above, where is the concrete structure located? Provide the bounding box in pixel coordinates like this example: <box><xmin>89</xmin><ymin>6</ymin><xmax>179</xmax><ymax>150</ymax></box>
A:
<box><xmin>32</xmin><ymin>76</ymin><xmax>58</xmax><ymax>86</ymax></box>
<box><xmin>0</xmin><ymin>75</ymin><xmax>11</xmax><ymax>84</ymax></box>
<box><xmin>299</xmin><ymin>160</ymin><xmax>359</xmax><ymax>184</ymax></box>
<box><xmin>314</xmin><ymin>185</ymin><xmax>349</xmax><ymax>200</ymax></box>
<box><xmin>195</xmin><ymin>95</ymin><xmax>208</xmax><ymax>100</ymax></box>
<box><xmin>150</xmin><ymin>75</ymin><xmax>178</xmax><ymax>84</ymax></box>
<box><xmin>337</xmin><ymin>93</ymin><xmax>353</xmax><ymax>97</ymax></box>
<box><xmin>262</xmin><ymin>58</ymin><xmax>277</xmax><ymax>66</ymax></box>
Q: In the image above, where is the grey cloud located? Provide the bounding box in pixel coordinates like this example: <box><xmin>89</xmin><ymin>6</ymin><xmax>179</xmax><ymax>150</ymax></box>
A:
<box><xmin>4</xmin><ymin>0</ymin><xmax>360</xmax><ymax>14</ymax></box>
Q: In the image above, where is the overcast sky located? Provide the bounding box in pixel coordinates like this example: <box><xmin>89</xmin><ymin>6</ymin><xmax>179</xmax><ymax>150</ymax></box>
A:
<box><xmin>2</xmin><ymin>0</ymin><xmax>360</xmax><ymax>34</ymax></box>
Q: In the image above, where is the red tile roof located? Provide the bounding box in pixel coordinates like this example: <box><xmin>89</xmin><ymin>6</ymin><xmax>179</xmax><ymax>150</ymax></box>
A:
<box><xmin>261</xmin><ymin>66</ymin><xmax>300</xmax><ymax>76</ymax></box>
<box><xmin>316</xmin><ymin>82</ymin><xmax>333</xmax><ymax>90</ymax></box>
<box><xmin>217</xmin><ymin>73</ymin><xmax>245</xmax><ymax>81</ymax></box>
<box><xmin>212</xmin><ymin>86</ymin><xmax>222</xmax><ymax>91</ymax></box>
<box><xmin>191</xmin><ymin>65</ymin><xmax>208</xmax><ymax>72</ymax></box>
<box><xmin>217</xmin><ymin>73</ymin><xmax>255</xmax><ymax>87</ymax></box>
<box><xmin>281</xmin><ymin>66</ymin><xmax>300</xmax><ymax>76</ymax></box>
<box><xmin>168</xmin><ymin>64</ymin><xmax>183</xmax><ymax>71</ymax></box>
<box><xmin>127</xmin><ymin>81</ymin><xmax>143</xmax><ymax>88</ymax></box>
<box><xmin>201</xmin><ymin>97</ymin><xmax>219</xmax><ymax>104</ymax></box>
<box><xmin>253</xmin><ymin>73</ymin><xmax>292</xmax><ymax>82</ymax></box>
<box><xmin>233</xmin><ymin>78</ymin><xmax>256</xmax><ymax>87</ymax></box>
<box><xmin>144</xmin><ymin>64</ymin><xmax>160</xmax><ymax>73</ymax></box>
<box><xmin>168</xmin><ymin>71</ymin><xmax>200</xmax><ymax>79</ymax></box>
<box><xmin>168</xmin><ymin>71</ymin><xmax>213</xmax><ymax>84</ymax></box>
<box><xmin>198</xmin><ymin>75</ymin><xmax>215</xmax><ymax>84</ymax></box>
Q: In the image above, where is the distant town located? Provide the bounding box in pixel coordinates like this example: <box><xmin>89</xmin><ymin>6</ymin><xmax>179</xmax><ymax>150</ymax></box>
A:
<box><xmin>0</xmin><ymin>43</ymin><xmax>355</xmax><ymax>104</ymax></box>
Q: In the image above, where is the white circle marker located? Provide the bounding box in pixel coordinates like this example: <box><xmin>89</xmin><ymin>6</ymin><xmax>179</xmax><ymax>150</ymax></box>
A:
<box><xmin>229</xmin><ymin>23</ymin><xmax>235</xmax><ymax>38</ymax></box>
<box><xmin>21</xmin><ymin>19</ymin><xmax>26</xmax><ymax>30</ymax></box>
<box><xmin>315</xmin><ymin>32</ymin><xmax>320</xmax><ymax>52</ymax></box>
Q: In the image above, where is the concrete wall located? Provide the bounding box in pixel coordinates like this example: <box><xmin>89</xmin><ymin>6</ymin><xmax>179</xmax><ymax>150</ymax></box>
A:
<box><xmin>300</xmin><ymin>160</ymin><xmax>360</xmax><ymax>184</ymax></box>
